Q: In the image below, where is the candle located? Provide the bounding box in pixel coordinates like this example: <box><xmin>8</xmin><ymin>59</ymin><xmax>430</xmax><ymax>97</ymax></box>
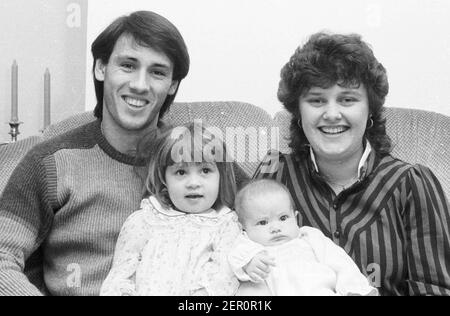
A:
<box><xmin>44</xmin><ymin>68</ymin><xmax>51</xmax><ymax>129</ymax></box>
<box><xmin>11</xmin><ymin>60</ymin><xmax>18</xmax><ymax>122</ymax></box>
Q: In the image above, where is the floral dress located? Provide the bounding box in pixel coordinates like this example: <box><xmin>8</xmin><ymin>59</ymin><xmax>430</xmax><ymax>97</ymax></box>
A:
<box><xmin>100</xmin><ymin>196</ymin><xmax>241</xmax><ymax>296</ymax></box>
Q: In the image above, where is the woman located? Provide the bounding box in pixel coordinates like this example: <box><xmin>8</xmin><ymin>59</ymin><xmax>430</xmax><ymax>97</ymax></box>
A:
<box><xmin>254</xmin><ymin>32</ymin><xmax>450</xmax><ymax>296</ymax></box>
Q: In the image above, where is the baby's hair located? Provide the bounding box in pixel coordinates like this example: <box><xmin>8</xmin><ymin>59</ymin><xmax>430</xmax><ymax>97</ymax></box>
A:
<box><xmin>140</xmin><ymin>122</ymin><xmax>236</xmax><ymax>210</ymax></box>
<box><xmin>235</xmin><ymin>179</ymin><xmax>295</xmax><ymax>222</ymax></box>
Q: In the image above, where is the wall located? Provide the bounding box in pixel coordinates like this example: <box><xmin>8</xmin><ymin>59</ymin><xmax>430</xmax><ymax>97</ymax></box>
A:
<box><xmin>1</xmin><ymin>0</ymin><xmax>448</xmax><ymax>144</ymax></box>
<box><xmin>85</xmin><ymin>0</ymin><xmax>450</xmax><ymax>118</ymax></box>
<box><xmin>0</xmin><ymin>0</ymin><xmax>87</xmax><ymax>143</ymax></box>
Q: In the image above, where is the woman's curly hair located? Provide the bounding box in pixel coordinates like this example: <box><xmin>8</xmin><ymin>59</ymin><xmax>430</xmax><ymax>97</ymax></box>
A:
<box><xmin>278</xmin><ymin>32</ymin><xmax>391</xmax><ymax>156</ymax></box>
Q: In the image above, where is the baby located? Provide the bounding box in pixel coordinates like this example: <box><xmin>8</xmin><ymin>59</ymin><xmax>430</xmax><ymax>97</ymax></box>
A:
<box><xmin>229</xmin><ymin>179</ymin><xmax>378</xmax><ymax>296</ymax></box>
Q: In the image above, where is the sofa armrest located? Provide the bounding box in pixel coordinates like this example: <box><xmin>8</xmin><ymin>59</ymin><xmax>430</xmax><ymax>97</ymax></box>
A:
<box><xmin>0</xmin><ymin>136</ymin><xmax>43</xmax><ymax>196</ymax></box>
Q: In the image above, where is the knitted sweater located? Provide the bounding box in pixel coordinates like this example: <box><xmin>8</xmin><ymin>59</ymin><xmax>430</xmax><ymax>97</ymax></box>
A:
<box><xmin>0</xmin><ymin>120</ymin><xmax>146</xmax><ymax>296</ymax></box>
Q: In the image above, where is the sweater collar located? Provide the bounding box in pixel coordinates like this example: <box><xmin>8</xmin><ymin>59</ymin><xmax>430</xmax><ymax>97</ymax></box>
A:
<box><xmin>91</xmin><ymin>120</ymin><xmax>146</xmax><ymax>166</ymax></box>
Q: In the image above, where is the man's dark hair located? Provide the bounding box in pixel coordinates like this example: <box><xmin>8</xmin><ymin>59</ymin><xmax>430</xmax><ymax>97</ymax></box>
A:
<box><xmin>91</xmin><ymin>11</ymin><xmax>190</xmax><ymax>120</ymax></box>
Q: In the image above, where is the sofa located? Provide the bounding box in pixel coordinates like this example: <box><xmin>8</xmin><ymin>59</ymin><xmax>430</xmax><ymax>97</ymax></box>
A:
<box><xmin>1</xmin><ymin>101</ymin><xmax>449</xmax><ymax>199</ymax></box>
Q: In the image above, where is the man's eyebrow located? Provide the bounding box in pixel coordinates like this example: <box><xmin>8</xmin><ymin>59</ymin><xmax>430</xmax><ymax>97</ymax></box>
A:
<box><xmin>115</xmin><ymin>55</ymin><xmax>172</xmax><ymax>69</ymax></box>
<box><xmin>151</xmin><ymin>63</ymin><xmax>172</xmax><ymax>69</ymax></box>
<box><xmin>115</xmin><ymin>55</ymin><xmax>138</xmax><ymax>62</ymax></box>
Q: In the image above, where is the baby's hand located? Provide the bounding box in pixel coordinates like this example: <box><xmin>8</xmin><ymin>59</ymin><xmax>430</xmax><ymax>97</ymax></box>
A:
<box><xmin>191</xmin><ymin>289</ymin><xmax>209</xmax><ymax>296</ymax></box>
<box><xmin>243</xmin><ymin>251</ymin><xmax>276</xmax><ymax>283</ymax></box>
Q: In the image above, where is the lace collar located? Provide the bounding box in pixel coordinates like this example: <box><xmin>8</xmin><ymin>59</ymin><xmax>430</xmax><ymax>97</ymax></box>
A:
<box><xmin>144</xmin><ymin>196</ymin><xmax>232</xmax><ymax>218</ymax></box>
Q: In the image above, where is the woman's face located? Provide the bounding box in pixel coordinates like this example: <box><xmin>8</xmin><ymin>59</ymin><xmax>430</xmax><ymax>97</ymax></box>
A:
<box><xmin>298</xmin><ymin>84</ymin><xmax>370</xmax><ymax>162</ymax></box>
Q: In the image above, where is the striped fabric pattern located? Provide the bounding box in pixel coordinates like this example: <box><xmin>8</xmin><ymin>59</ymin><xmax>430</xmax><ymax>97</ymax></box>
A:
<box><xmin>254</xmin><ymin>150</ymin><xmax>450</xmax><ymax>296</ymax></box>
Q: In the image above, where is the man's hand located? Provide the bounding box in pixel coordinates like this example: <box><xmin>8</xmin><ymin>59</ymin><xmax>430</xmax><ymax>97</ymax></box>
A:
<box><xmin>243</xmin><ymin>251</ymin><xmax>276</xmax><ymax>283</ymax></box>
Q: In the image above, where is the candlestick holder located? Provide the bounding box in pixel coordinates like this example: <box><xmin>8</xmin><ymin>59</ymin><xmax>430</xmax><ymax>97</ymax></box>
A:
<box><xmin>8</xmin><ymin>121</ymin><xmax>22</xmax><ymax>142</ymax></box>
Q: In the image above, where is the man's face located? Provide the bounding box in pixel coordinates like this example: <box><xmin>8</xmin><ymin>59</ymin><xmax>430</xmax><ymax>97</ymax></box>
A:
<box><xmin>95</xmin><ymin>34</ymin><xmax>179</xmax><ymax>133</ymax></box>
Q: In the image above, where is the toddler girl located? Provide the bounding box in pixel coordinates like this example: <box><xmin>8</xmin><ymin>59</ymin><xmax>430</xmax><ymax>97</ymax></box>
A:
<box><xmin>101</xmin><ymin>122</ymin><xmax>240</xmax><ymax>296</ymax></box>
<box><xmin>230</xmin><ymin>179</ymin><xmax>378</xmax><ymax>296</ymax></box>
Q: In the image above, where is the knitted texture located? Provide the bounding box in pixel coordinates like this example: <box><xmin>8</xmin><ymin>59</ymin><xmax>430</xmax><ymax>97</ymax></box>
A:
<box><xmin>0</xmin><ymin>121</ymin><xmax>145</xmax><ymax>296</ymax></box>
<box><xmin>0</xmin><ymin>136</ymin><xmax>42</xmax><ymax>196</ymax></box>
<box><xmin>274</xmin><ymin>107</ymin><xmax>450</xmax><ymax>198</ymax></box>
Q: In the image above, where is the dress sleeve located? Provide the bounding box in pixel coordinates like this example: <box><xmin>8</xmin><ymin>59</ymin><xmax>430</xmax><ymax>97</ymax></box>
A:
<box><xmin>402</xmin><ymin>164</ymin><xmax>450</xmax><ymax>295</ymax></box>
<box><xmin>228</xmin><ymin>234</ymin><xmax>266</xmax><ymax>281</ymax></box>
<box><xmin>0</xmin><ymin>150</ymin><xmax>54</xmax><ymax>296</ymax></box>
<box><xmin>193</xmin><ymin>212</ymin><xmax>241</xmax><ymax>296</ymax></box>
<box><xmin>100</xmin><ymin>209</ymin><xmax>150</xmax><ymax>296</ymax></box>
<box><xmin>300</xmin><ymin>226</ymin><xmax>378</xmax><ymax>296</ymax></box>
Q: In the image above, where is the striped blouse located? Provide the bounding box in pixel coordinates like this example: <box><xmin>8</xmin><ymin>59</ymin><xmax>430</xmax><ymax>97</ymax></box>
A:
<box><xmin>253</xmin><ymin>149</ymin><xmax>450</xmax><ymax>296</ymax></box>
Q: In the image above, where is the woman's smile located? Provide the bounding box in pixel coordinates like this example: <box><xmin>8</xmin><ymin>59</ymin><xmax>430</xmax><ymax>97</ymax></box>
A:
<box><xmin>318</xmin><ymin>125</ymin><xmax>350</xmax><ymax>135</ymax></box>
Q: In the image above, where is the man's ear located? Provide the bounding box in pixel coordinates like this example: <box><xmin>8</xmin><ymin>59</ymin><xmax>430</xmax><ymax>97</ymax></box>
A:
<box><xmin>94</xmin><ymin>59</ymin><xmax>106</xmax><ymax>81</ymax></box>
<box><xmin>168</xmin><ymin>80</ymin><xmax>179</xmax><ymax>95</ymax></box>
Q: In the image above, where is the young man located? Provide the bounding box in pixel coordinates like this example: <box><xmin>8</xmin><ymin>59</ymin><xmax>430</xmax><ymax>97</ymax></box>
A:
<box><xmin>0</xmin><ymin>11</ymin><xmax>190</xmax><ymax>296</ymax></box>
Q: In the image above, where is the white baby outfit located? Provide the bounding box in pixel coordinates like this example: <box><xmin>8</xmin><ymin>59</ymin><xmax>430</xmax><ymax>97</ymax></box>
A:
<box><xmin>229</xmin><ymin>226</ymin><xmax>378</xmax><ymax>296</ymax></box>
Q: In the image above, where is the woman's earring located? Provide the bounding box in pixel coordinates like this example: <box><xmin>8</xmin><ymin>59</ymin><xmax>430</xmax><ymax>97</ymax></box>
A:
<box><xmin>367</xmin><ymin>117</ymin><xmax>374</xmax><ymax>129</ymax></box>
<box><xmin>297</xmin><ymin>118</ymin><xmax>302</xmax><ymax>129</ymax></box>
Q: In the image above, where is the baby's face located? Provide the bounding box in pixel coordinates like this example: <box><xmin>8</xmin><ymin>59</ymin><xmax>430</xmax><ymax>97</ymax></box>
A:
<box><xmin>242</xmin><ymin>190</ymin><xmax>299</xmax><ymax>246</ymax></box>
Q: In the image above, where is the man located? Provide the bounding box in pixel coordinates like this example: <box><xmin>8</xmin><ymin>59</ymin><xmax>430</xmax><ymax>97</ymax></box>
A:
<box><xmin>0</xmin><ymin>11</ymin><xmax>190</xmax><ymax>296</ymax></box>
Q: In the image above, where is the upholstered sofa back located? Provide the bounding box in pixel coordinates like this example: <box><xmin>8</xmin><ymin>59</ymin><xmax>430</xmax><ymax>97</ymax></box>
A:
<box><xmin>42</xmin><ymin>101</ymin><xmax>277</xmax><ymax>177</ymax></box>
<box><xmin>1</xmin><ymin>102</ymin><xmax>449</xmax><ymax>198</ymax></box>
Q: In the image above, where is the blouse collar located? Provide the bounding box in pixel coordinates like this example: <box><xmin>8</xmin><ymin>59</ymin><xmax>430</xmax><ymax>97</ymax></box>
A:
<box><xmin>309</xmin><ymin>140</ymin><xmax>373</xmax><ymax>180</ymax></box>
<box><xmin>147</xmin><ymin>196</ymin><xmax>232</xmax><ymax>218</ymax></box>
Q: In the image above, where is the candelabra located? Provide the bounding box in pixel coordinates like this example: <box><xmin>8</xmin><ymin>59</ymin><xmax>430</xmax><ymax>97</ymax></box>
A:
<box><xmin>8</xmin><ymin>121</ymin><xmax>22</xmax><ymax>143</ymax></box>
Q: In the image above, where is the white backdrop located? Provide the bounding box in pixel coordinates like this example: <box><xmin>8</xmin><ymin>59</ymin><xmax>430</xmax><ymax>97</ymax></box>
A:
<box><xmin>85</xmin><ymin>0</ymin><xmax>450</xmax><ymax>117</ymax></box>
